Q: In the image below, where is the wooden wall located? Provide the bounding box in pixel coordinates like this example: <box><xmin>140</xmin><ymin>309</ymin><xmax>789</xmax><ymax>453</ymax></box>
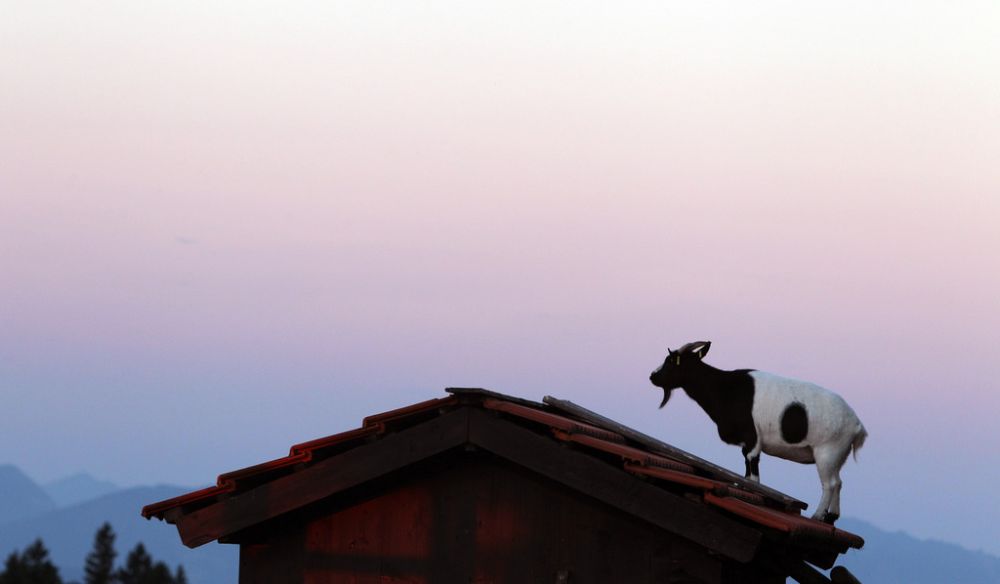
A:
<box><xmin>236</xmin><ymin>452</ymin><xmax>780</xmax><ymax>584</ymax></box>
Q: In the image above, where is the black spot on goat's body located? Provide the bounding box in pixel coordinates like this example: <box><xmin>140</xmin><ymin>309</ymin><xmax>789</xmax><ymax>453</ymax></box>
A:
<box><xmin>780</xmin><ymin>402</ymin><xmax>809</xmax><ymax>444</ymax></box>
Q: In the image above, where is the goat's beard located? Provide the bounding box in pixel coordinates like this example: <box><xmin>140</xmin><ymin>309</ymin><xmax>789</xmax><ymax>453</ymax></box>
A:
<box><xmin>659</xmin><ymin>389</ymin><xmax>672</xmax><ymax>409</ymax></box>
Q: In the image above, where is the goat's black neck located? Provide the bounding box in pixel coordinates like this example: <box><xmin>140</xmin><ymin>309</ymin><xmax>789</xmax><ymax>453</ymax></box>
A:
<box><xmin>679</xmin><ymin>362</ymin><xmax>725</xmax><ymax>420</ymax></box>
<box><xmin>679</xmin><ymin>361</ymin><xmax>756</xmax><ymax>433</ymax></box>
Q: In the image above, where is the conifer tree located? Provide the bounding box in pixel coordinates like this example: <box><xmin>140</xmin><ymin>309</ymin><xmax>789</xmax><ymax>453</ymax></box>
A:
<box><xmin>0</xmin><ymin>551</ymin><xmax>26</xmax><ymax>584</ymax></box>
<box><xmin>115</xmin><ymin>543</ymin><xmax>152</xmax><ymax>584</ymax></box>
<box><xmin>23</xmin><ymin>540</ymin><xmax>62</xmax><ymax>584</ymax></box>
<box><xmin>148</xmin><ymin>563</ymin><xmax>171</xmax><ymax>584</ymax></box>
<box><xmin>0</xmin><ymin>539</ymin><xmax>62</xmax><ymax>584</ymax></box>
<box><xmin>83</xmin><ymin>523</ymin><xmax>116</xmax><ymax>584</ymax></box>
<box><xmin>113</xmin><ymin>541</ymin><xmax>186</xmax><ymax>584</ymax></box>
<box><xmin>0</xmin><ymin>531</ymin><xmax>183</xmax><ymax>584</ymax></box>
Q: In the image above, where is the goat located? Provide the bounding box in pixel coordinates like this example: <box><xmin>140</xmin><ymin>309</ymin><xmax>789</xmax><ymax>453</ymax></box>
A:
<box><xmin>648</xmin><ymin>341</ymin><xmax>867</xmax><ymax>523</ymax></box>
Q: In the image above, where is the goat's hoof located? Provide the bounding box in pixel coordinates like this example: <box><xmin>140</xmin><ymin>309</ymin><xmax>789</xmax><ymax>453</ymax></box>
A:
<box><xmin>822</xmin><ymin>513</ymin><xmax>839</xmax><ymax>525</ymax></box>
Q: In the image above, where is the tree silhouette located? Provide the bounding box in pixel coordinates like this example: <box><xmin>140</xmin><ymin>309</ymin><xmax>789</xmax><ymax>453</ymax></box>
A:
<box><xmin>115</xmin><ymin>543</ymin><xmax>150</xmax><ymax>584</ymax></box>
<box><xmin>0</xmin><ymin>539</ymin><xmax>63</xmax><ymax>584</ymax></box>
<box><xmin>0</xmin><ymin>551</ymin><xmax>26</xmax><ymax>584</ymax></box>
<box><xmin>114</xmin><ymin>543</ymin><xmax>175</xmax><ymax>584</ymax></box>
<box><xmin>0</xmin><ymin>527</ymin><xmax>184</xmax><ymax>584</ymax></box>
<box><xmin>83</xmin><ymin>523</ymin><xmax>116</xmax><ymax>584</ymax></box>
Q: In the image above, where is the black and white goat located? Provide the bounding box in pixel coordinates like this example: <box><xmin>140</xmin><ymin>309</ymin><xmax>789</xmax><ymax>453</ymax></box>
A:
<box><xmin>649</xmin><ymin>341</ymin><xmax>867</xmax><ymax>523</ymax></box>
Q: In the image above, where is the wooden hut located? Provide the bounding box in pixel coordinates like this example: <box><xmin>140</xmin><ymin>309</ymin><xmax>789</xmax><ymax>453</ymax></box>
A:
<box><xmin>143</xmin><ymin>388</ymin><xmax>863</xmax><ymax>583</ymax></box>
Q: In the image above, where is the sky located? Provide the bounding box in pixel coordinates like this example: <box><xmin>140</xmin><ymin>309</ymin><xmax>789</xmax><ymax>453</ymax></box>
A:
<box><xmin>2</xmin><ymin>0</ymin><xmax>1000</xmax><ymax>557</ymax></box>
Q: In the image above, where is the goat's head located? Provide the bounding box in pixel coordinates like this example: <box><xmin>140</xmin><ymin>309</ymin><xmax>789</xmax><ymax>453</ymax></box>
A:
<box><xmin>649</xmin><ymin>341</ymin><xmax>711</xmax><ymax>408</ymax></box>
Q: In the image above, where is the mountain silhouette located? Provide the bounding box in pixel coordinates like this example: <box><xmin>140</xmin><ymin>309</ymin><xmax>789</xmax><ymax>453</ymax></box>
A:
<box><xmin>43</xmin><ymin>472</ymin><xmax>120</xmax><ymax>507</ymax></box>
<box><xmin>0</xmin><ymin>464</ymin><xmax>57</xmax><ymax>523</ymax></box>
<box><xmin>0</xmin><ymin>477</ymin><xmax>236</xmax><ymax>583</ymax></box>
<box><xmin>834</xmin><ymin>517</ymin><xmax>1000</xmax><ymax>584</ymax></box>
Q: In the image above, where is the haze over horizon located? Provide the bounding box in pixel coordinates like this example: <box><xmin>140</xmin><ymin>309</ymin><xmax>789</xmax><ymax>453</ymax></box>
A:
<box><xmin>3</xmin><ymin>0</ymin><xmax>999</xmax><ymax>558</ymax></box>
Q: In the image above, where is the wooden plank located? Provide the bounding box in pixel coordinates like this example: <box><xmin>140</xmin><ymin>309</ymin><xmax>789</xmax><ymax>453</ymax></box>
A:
<box><xmin>446</xmin><ymin>387</ymin><xmax>548</xmax><ymax>409</ymax></box>
<box><xmin>788</xmin><ymin>560</ymin><xmax>833</xmax><ymax>584</ymax></box>
<box><xmin>466</xmin><ymin>408</ymin><xmax>761</xmax><ymax>563</ymax></box>
<box><xmin>801</xmin><ymin>548</ymin><xmax>841</xmax><ymax>571</ymax></box>
<box><xmin>283</xmin><ymin>454</ymin><xmax>727</xmax><ymax>582</ymax></box>
<box><xmin>830</xmin><ymin>566</ymin><xmax>862</xmax><ymax>584</ymax></box>
<box><xmin>238</xmin><ymin>525</ymin><xmax>306</xmax><ymax>584</ymax></box>
<box><xmin>543</xmin><ymin>395</ymin><xmax>808</xmax><ymax>510</ymax></box>
<box><xmin>176</xmin><ymin>408</ymin><xmax>471</xmax><ymax>548</ymax></box>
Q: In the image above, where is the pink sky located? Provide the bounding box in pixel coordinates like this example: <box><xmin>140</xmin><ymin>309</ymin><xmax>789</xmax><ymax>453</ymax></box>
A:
<box><xmin>2</xmin><ymin>1</ymin><xmax>1000</xmax><ymax>555</ymax></box>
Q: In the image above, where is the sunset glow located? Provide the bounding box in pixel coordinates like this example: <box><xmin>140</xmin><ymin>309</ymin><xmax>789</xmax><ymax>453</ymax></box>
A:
<box><xmin>2</xmin><ymin>1</ymin><xmax>999</xmax><ymax>557</ymax></box>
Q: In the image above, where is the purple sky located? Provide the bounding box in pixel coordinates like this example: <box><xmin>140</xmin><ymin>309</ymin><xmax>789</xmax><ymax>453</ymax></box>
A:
<box><xmin>3</xmin><ymin>1</ymin><xmax>1000</xmax><ymax>556</ymax></box>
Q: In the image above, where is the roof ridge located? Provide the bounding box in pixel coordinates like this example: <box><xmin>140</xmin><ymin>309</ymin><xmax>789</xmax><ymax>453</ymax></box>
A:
<box><xmin>542</xmin><ymin>395</ymin><xmax>808</xmax><ymax>511</ymax></box>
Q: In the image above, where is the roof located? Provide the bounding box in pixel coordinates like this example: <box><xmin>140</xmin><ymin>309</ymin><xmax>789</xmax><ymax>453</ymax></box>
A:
<box><xmin>142</xmin><ymin>388</ymin><xmax>863</xmax><ymax>570</ymax></box>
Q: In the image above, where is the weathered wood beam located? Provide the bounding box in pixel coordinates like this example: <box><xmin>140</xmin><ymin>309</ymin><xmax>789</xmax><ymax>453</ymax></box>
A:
<box><xmin>543</xmin><ymin>395</ymin><xmax>808</xmax><ymax>511</ymax></box>
<box><xmin>830</xmin><ymin>566</ymin><xmax>862</xmax><ymax>584</ymax></box>
<box><xmin>175</xmin><ymin>408</ymin><xmax>471</xmax><ymax>547</ymax></box>
<box><xmin>787</xmin><ymin>560</ymin><xmax>832</xmax><ymax>584</ymax></box>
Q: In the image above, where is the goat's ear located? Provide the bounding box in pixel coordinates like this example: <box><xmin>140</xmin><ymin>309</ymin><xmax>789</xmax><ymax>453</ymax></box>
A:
<box><xmin>689</xmin><ymin>341</ymin><xmax>711</xmax><ymax>359</ymax></box>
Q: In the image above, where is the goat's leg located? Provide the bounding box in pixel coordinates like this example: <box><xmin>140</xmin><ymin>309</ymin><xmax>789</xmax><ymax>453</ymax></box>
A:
<box><xmin>742</xmin><ymin>441</ymin><xmax>762</xmax><ymax>482</ymax></box>
<box><xmin>811</xmin><ymin>465</ymin><xmax>834</xmax><ymax>521</ymax></box>
<box><xmin>812</xmin><ymin>444</ymin><xmax>849</xmax><ymax>523</ymax></box>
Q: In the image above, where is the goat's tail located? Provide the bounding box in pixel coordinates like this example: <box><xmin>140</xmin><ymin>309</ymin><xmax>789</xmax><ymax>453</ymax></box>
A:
<box><xmin>851</xmin><ymin>425</ymin><xmax>868</xmax><ymax>462</ymax></box>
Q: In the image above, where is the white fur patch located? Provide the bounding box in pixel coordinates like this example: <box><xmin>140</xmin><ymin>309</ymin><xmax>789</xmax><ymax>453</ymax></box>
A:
<box><xmin>749</xmin><ymin>370</ymin><xmax>864</xmax><ymax>463</ymax></box>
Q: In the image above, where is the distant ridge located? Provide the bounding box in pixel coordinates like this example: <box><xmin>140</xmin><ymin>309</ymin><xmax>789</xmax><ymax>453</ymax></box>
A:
<box><xmin>836</xmin><ymin>517</ymin><xmax>1000</xmax><ymax>584</ymax></box>
<box><xmin>43</xmin><ymin>472</ymin><xmax>119</xmax><ymax>507</ymax></box>
<box><xmin>0</xmin><ymin>464</ymin><xmax>56</xmax><ymax>523</ymax></box>
<box><xmin>0</xmin><ymin>465</ymin><xmax>236</xmax><ymax>584</ymax></box>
